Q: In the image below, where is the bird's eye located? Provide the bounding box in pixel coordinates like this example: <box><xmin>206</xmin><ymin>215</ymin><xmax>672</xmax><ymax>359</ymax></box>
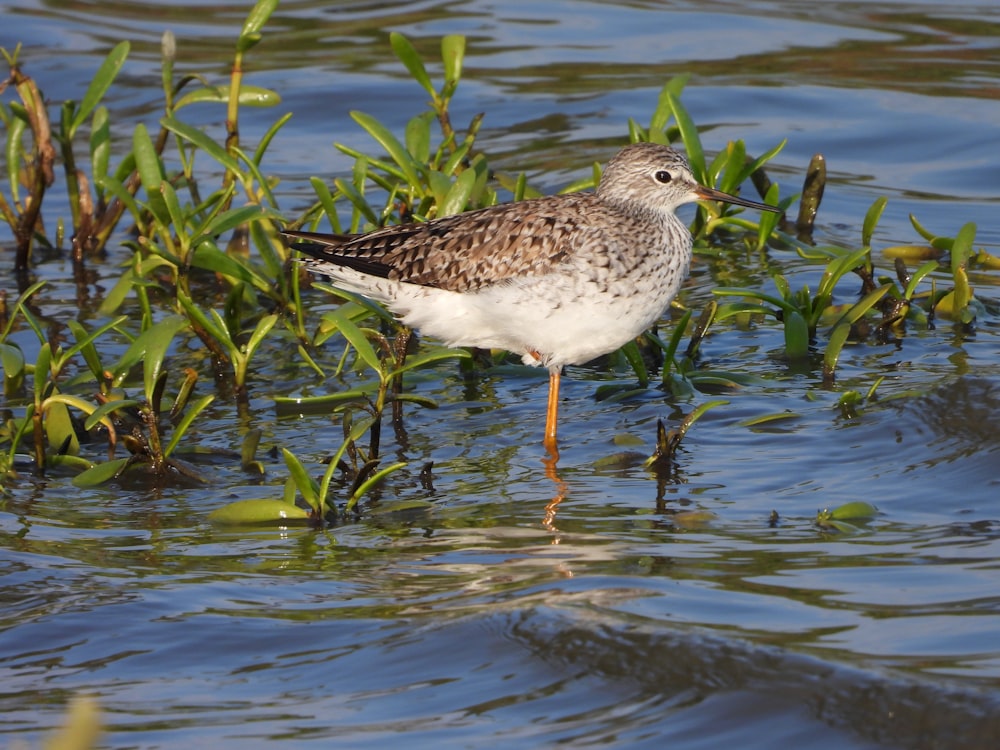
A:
<box><xmin>654</xmin><ymin>170</ymin><xmax>673</xmax><ymax>184</ymax></box>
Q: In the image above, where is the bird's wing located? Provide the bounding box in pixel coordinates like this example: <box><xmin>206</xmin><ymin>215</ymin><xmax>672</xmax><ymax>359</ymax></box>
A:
<box><xmin>284</xmin><ymin>194</ymin><xmax>595</xmax><ymax>292</ymax></box>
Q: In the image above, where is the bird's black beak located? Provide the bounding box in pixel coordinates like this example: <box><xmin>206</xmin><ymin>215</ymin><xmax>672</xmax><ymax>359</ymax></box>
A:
<box><xmin>695</xmin><ymin>185</ymin><xmax>782</xmax><ymax>213</ymax></box>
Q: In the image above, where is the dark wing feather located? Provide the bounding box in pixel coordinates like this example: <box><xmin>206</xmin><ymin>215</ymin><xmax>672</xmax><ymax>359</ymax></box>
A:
<box><xmin>284</xmin><ymin>230</ymin><xmax>401</xmax><ymax>279</ymax></box>
<box><xmin>282</xmin><ymin>193</ymin><xmax>596</xmax><ymax>292</ymax></box>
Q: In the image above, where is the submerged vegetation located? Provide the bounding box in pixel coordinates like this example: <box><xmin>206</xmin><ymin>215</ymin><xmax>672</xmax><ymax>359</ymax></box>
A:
<box><xmin>0</xmin><ymin>0</ymin><xmax>994</xmax><ymax>525</ymax></box>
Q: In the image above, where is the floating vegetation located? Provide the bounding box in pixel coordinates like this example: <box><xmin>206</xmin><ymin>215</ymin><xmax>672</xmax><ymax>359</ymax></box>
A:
<box><xmin>815</xmin><ymin>501</ymin><xmax>879</xmax><ymax>533</ymax></box>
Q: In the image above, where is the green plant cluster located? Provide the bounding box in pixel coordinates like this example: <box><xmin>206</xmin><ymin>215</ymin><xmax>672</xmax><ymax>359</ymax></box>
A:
<box><xmin>0</xmin><ymin>2</ymin><xmax>992</xmax><ymax>525</ymax></box>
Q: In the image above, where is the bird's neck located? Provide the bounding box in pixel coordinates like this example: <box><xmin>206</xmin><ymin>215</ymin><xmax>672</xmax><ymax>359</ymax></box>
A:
<box><xmin>603</xmin><ymin>195</ymin><xmax>680</xmax><ymax>231</ymax></box>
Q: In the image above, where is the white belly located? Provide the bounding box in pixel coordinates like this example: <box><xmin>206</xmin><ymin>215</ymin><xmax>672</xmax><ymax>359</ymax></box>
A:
<box><xmin>391</xmin><ymin>265</ymin><xmax>687</xmax><ymax>368</ymax></box>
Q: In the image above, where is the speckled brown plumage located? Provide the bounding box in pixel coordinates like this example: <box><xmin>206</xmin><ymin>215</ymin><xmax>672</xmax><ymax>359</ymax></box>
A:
<box><xmin>283</xmin><ymin>196</ymin><xmax>580</xmax><ymax>292</ymax></box>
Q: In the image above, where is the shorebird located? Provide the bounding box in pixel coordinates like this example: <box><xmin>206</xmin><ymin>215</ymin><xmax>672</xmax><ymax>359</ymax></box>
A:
<box><xmin>284</xmin><ymin>142</ymin><xmax>780</xmax><ymax>452</ymax></box>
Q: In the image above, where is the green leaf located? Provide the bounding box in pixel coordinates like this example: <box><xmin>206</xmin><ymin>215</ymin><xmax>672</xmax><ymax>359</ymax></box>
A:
<box><xmin>72</xmin><ymin>457</ymin><xmax>132</xmax><ymax>487</ymax></box>
<box><xmin>908</xmin><ymin>213</ymin><xmax>936</xmax><ymax>242</ymax></box>
<box><xmin>649</xmin><ymin>74</ymin><xmax>689</xmax><ymax>135</ymax></box>
<box><xmin>350</xmin><ymin>110</ymin><xmax>423</xmax><ymax>189</ymax></box>
<box><xmin>861</xmin><ymin>196</ymin><xmax>888</xmax><ymax>247</ymax></box>
<box><xmin>174</xmin><ymin>84</ymin><xmax>281</xmax><ymax>110</ymax></box>
<box><xmin>441</xmin><ymin>35</ymin><xmax>466</xmax><ymax>86</ymax></box>
<box><xmin>71</xmin><ymin>41</ymin><xmax>129</xmax><ymax>137</ymax></box>
<box><xmin>144</xmin><ymin>316</ymin><xmax>190</xmax><ymax>401</ymax></box>
<box><xmin>2</xmin><ymin>280</ymin><xmax>46</xmax><ymax>342</ymax></box>
<box><xmin>132</xmin><ymin>122</ymin><xmax>168</xmax><ymax>224</ymax></box>
<box><xmin>204</xmin><ymin>204</ymin><xmax>268</xmax><ymax>237</ymax></box>
<box><xmin>6</xmin><ymin>403</ymin><xmax>35</xmax><ymax>464</ymax></box>
<box><xmin>684</xmin><ymin>399</ymin><xmax>728</xmax><ymax>428</ymax></box>
<box><xmin>253</xmin><ymin>111</ymin><xmax>293</xmax><ymax>166</ymax></box>
<box><xmin>98</xmin><ymin>172</ymin><xmax>144</xmax><ymax>228</ymax></box>
<box><xmin>328</xmin><ymin>310</ymin><xmax>382</xmax><ymax>373</ymax></box>
<box><xmin>390</xmin><ymin>32</ymin><xmax>435</xmax><ymax>98</ymax></box>
<box><xmin>739</xmin><ymin>139</ymin><xmax>787</xmax><ymax>185</ymax></box>
<box><xmin>1</xmin><ymin>342</ymin><xmax>25</xmax><ymax>393</ymax></box>
<box><xmin>667</xmin><ymin>92</ymin><xmax>704</xmax><ymax>183</ymax></box>
<box><xmin>392</xmin><ymin>393</ymin><xmax>439</xmax><ymax>409</ymax></box>
<box><xmin>667</xmin><ymin>310</ymin><xmax>695</xmax><ymax>364</ymax></box>
<box><xmin>947</xmin><ymin>264</ymin><xmax>973</xmax><ymax>322</ymax></box>
<box><xmin>282</xmin><ymin>447</ymin><xmax>320</xmax><ymax>510</ymax></box>
<box><xmin>238</xmin><ymin>0</ymin><xmax>278</xmax><ymax>53</ymax></box>
<box><xmin>427</xmin><ymin>170</ymin><xmax>453</xmax><ymax>205</ymax></box>
<box><xmin>713</xmin><ymin>286</ymin><xmax>796</xmax><ymax>316</ymax></box>
<box><xmin>628</xmin><ymin>117</ymin><xmax>647</xmax><ymax>144</ymax></box>
<box><xmin>273</xmin><ymin>388</ymin><xmax>377</xmax><ymax>414</ymax></box>
<box><xmin>208</xmin><ymin>498</ymin><xmax>310</xmax><ymax>526</ymax></box>
<box><xmin>817</xmin><ymin>246</ymin><xmax>871</xmax><ymax>302</ymax></box>
<box><xmin>441</xmin><ymin>141</ymin><xmax>472</xmax><ymax>177</ymax></box>
<box><xmin>161</xmin><ymin>30</ymin><xmax>176</xmax><ymax>101</ymax></box>
<box><xmin>241</xmin><ymin>428</ymin><xmax>261</xmax><ymax>465</ymax></box>
<box><xmin>310</xmin><ymin>177</ymin><xmax>342</xmax><ymax>231</ymax></box>
<box><xmin>755</xmin><ymin>182</ymin><xmax>782</xmax><ymax>251</ymax></box>
<box><xmin>232</xmin><ymin>145</ymin><xmax>281</xmax><ymax>208</ymax></box>
<box><xmin>44</xmin><ymin>393</ymin><xmax>101</xmax><ymax>418</ymax></box>
<box><xmin>335</xmin><ymin>144</ymin><xmax>406</xmax><ymax>184</ymax></box>
<box><xmin>164</xmin><ymin>394</ymin><xmax>214</xmax><ymax>458</ymax></box>
<box><xmin>512</xmin><ymin>171</ymin><xmax>528</xmax><ymax>201</ymax></box>
<box><xmin>6</xmin><ymin>115</ymin><xmax>26</xmax><ymax>204</ymax></box>
<box><xmin>244</xmin><ymin>314</ymin><xmax>278</xmax><ymax>361</ymax></box>
<box><xmin>345</xmin><ymin>461</ymin><xmax>407</xmax><ymax>513</ymax></box>
<box><xmin>438</xmin><ymin>168</ymin><xmax>477</xmax><ymax>217</ymax></box>
<box><xmin>882</xmin><ymin>244</ymin><xmax>942</xmax><ymax>262</ymax></box>
<box><xmin>44</xmin><ymin>398</ymin><xmax>80</xmax><ymax>456</ymax></box>
<box><xmin>65</xmin><ymin>317</ymin><xmax>125</xmax><ymax>382</ymax></box>
<box><xmin>715</xmin><ymin>139</ymin><xmax>745</xmax><ymax>192</ymax></box>
<box><xmin>904</xmin><ymin>259</ymin><xmax>938</xmax><ymax>300</ymax></box>
<box><xmin>405</xmin><ymin>113</ymin><xmax>433</xmax><ymax>164</ymax></box>
<box><xmin>161</xmin><ymin>114</ymin><xmax>241</xmax><ymax>172</ymax></box>
<box><xmin>98</xmin><ymin>253</ymin><xmax>173</xmax><ymax>316</ymax></box>
<box><xmin>33</xmin><ymin>342</ymin><xmax>52</xmax><ymax>398</ymax></box>
<box><xmin>160</xmin><ymin>181</ymin><xmax>187</xmax><ymax>236</ymax></box>
<box><xmin>249</xmin><ymin>221</ymin><xmax>284</xmax><ymax>279</ymax></box>
<box><xmin>320</xmin><ymin>414</ymin><xmax>376</xmax><ymax>504</ymax></box>
<box><xmin>827</xmin><ymin>500</ymin><xmax>878</xmax><ymax>520</ymax></box>
<box><xmin>112</xmin><ymin>314</ymin><xmax>189</xmax><ymax>393</ymax></box>
<box><xmin>84</xmin><ymin>398</ymin><xmax>140</xmax><ymax>431</ymax></box>
<box><xmin>783</xmin><ymin>310</ymin><xmax>810</xmax><ymax>359</ymax></box>
<box><xmin>47</xmin><ymin>454</ymin><xmax>94</xmax><ymax>472</ymax></box>
<box><xmin>89</xmin><ymin>105</ymin><xmax>111</xmax><ymax>192</ymax></box>
<box><xmin>192</xmin><ymin>204</ymin><xmax>271</xmax><ymax>249</ymax></box>
<box><xmin>210</xmin><ymin>307</ymin><xmax>237</xmax><ymax>350</ymax></box>
<box><xmin>282</xmin><ymin>476</ymin><xmax>297</xmax><ymax>505</ymax></box>
<box><xmin>190</xmin><ymin>242</ymin><xmax>255</xmax><ymax>285</ymax></box>
<box><xmin>823</xmin><ymin>285</ymin><xmax>892</xmax><ymax>379</ymax></box>
<box><xmin>619</xmin><ymin>340</ymin><xmax>649</xmax><ymax>388</ymax></box>
<box><xmin>737</xmin><ymin>411</ymin><xmax>800</xmax><ymax>427</ymax></box>
<box><xmin>388</xmin><ymin>345</ymin><xmax>470</xmax><ymax>378</ymax></box>
<box><xmin>951</xmin><ymin>222</ymin><xmax>977</xmax><ymax>272</ymax></box>
<box><xmin>177</xmin><ymin>290</ymin><xmax>232</xmax><ymax>358</ymax></box>
<box><xmin>333</xmin><ymin>176</ymin><xmax>380</xmax><ymax>227</ymax></box>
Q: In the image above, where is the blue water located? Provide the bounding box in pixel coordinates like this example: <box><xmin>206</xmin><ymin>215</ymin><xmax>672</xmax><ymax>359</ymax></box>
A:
<box><xmin>2</xmin><ymin>1</ymin><xmax>1000</xmax><ymax>747</ymax></box>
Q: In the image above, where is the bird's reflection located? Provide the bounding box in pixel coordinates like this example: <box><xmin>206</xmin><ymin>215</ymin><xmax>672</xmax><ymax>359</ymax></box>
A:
<box><xmin>541</xmin><ymin>442</ymin><xmax>566</xmax><ymax>534</ymax></box>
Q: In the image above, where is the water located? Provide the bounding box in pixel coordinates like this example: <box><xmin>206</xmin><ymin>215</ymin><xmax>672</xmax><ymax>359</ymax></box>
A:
<box><xmin>2</xmin><ymin>1</ymin><xmax>1000</xmax><ymax>747</ymax></box>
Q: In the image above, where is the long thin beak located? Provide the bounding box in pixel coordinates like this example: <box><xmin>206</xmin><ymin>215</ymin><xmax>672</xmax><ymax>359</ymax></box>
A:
<box><xmin>695</xmin><ymin>185</ymin><xmax>782</xmax><ymax>213</ymax></box>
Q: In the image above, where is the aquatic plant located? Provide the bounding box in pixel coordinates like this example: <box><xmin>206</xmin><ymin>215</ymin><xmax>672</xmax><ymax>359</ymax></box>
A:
<box><xmin>1</xmin><ymin>11</ymin><xmax>993</xmax><ymax>517</ymax></box>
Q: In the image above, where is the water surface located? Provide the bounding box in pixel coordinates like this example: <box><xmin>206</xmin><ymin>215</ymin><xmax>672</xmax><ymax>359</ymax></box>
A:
<box><xmin>2</xmin><ymin>1</ymin><xmax>1000</xmax><ymax>747</ymax></box>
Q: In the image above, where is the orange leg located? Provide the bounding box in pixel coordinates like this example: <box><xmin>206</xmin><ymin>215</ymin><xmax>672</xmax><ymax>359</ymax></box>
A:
<box><xmin>541</xmin><ymin>366</ymin><xmax>565</xmax><ymax>527</ymax></box>
<box><xmin>544</xmin><ymin>368</ymin><xmax>561</xmax><ymax>455</ymax></box>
